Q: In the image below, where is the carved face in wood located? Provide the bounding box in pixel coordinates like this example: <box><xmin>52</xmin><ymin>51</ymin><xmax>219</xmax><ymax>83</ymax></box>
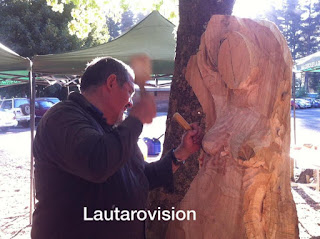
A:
<box><xmin>186</xmin><ymin>16</ymin><xmax>293</xmax><ymax>167</ymax></box>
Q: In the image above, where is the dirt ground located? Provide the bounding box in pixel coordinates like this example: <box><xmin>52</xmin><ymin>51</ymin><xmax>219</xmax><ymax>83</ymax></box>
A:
<box><xmin>0</xmin><ymin>128</ymin><xmax>319</xmax><ymax>239</ymax></box>
<box><xmin>0</xmin><ymin>130</ymin><xmax>32</xmax><ymax>239</ymax></box>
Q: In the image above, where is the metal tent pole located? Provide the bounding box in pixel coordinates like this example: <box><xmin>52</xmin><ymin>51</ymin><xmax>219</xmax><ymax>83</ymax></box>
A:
<box><xmin>293</xmin><ymin>72</ymin><xmax>296</xmax><ymax>145</ymax></box>
<box><xmin>29</xmin><ymin>64</ymin><xmax>36</xmax><ymax>225</ymax></box>
<box><xmin>67</xmin><ymin>81</ymin><xmax>70</xmax><ymax>95</ymax></box>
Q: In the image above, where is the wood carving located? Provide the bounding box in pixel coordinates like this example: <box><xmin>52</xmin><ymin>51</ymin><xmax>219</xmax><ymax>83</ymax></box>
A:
<box><xmin>166</xmin><ymin>15</ymin><xmax>299</xmax><ymax>238</ymax></box>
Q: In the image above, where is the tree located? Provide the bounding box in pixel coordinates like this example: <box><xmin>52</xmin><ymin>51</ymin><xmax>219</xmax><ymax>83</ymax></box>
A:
<box><xmin>106</xmin><ymin>11</ymin><xmax>146</xmax><ymax>41</ymax></box>
<box><xmin>46</xmin><ymin>0</ymin><xmax>178</xmax><ymax>42</ymax></box>
<box><xmin>265</xmin><ymin>0</ymin><xmax>304</xmax><ymax>60</ymax></box>
<box><xmin>46</xmin><ymin>0</ymin><xmax>112</xmax><ymax>42</ymax></box>
<box><xmin>147</xmin><ymin>0</ymin><xmax>236</xmax><ymax>238</ymax></box>
<box><xmin>300</xmin><ymin>0</ymin><xmax>320</xmax><ymax>56</ymax></box>
<box><xmin>106</xmin><ymin>17</ymin><xmax>121</xmax><ymax>40</ymax></box>
<box><xmin>307</xmin><ymin>72</ymin><xmax>320</xmax><ymax>93</ymax></box>
<box><xmin>135</xmin><ymin>12</ymin><xmax>147</xmax><ymax>24</ymax></box>
<box><xmin>0</xmin><ymin>0</ymin><xmax>100</xmax><ymax>98</ymax></box>
<box><xmin>0</xmin><ymin>84</ymin><xmax>30</xmax><ymax>99</ymax></box>
<box><xmin>280</xmin><ymin>0</ymin><xmax>304</xmax><ymax>59</ymax></box>
<box><xmin>264</xmin><ymin>0</ymin><xmax>320</xmax><ymax>60</ymax></box>
<box><xmin>0</xmin><ymin>0</ymin><xmax>95</xmax><ymax>58</ymax></box>
<box><xmin>120</xmin><ymin>10</ymin><xmax>135</xmax><ymax>34</ymax></box>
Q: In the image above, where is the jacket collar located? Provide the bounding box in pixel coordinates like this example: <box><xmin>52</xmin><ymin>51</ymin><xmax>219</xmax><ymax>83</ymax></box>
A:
<box><xmin>68</xmin><ymin>91</ymin><xmax>107</xmax><ymax>125</ymax></box>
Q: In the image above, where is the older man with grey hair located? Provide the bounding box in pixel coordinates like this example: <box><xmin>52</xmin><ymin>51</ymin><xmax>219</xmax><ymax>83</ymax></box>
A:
<box><xmin>31</xmin><ymin>56</ymin><xmax>202</xmax><ymax>239</ymax></box>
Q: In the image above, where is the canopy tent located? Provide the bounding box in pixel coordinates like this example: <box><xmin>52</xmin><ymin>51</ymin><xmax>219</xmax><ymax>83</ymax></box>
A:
<box><xmin>0</xmin><ymin>11</ymin><xmax>176</xmax><ymax>225</ymax></box>
<box><xmin>33</xmin><ymin>10</ymin><xmax>176</xmax><ymax>77</ymax></box>
<box><xmin>0</xmin><ymin>42</ymin><xmax>35</xmax><ymax>224</ymax></box>
<box><xmin>295</xmin><ymin>51</ymin><xmax>320</xmax><ymax>72</ymax></box>
<box><xmin>0</xmin><ymin>43</ymin><xmax>31</xmax><ymax>87</ymax></box>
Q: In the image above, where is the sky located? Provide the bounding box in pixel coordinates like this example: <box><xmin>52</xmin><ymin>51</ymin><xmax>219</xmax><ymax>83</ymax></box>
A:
<box><xmin>232</xmin><ymin>0</ymin><xmax>281</xmax><ymax>19</ymax></box>
<box><xmin>153</xmin><ymin>0</ymin><xmax>283</xmax><ymax>26</ymax></box>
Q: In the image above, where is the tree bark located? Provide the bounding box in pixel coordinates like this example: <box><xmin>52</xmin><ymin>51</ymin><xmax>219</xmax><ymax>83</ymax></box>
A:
<box><xmin>166</xmin><ymin>16</ymin><xmax>299</xmax><ymax>238</ymax></box>
<box><xmin>147</xmin><ymin>1</ymin><xmax>235</xmax><ymax>238</ymax></box>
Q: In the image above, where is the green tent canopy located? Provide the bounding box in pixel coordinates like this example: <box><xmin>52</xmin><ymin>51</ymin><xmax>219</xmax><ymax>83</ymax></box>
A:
<box><xmin>0</xmin><ymin>43</ymin><xmax>31</xmax><ymax>87</ymax></box>
<box><xmin>33</xmin><ymin>11</ymin><xmax>176</xmax><ymax>76</ymax></box>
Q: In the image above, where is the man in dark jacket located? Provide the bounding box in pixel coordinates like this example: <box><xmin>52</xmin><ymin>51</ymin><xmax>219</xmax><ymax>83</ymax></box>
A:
<box><xmin>31</xmin><ymin>57</ymin><xmax>202</xmax><ymax>239</ymax></box>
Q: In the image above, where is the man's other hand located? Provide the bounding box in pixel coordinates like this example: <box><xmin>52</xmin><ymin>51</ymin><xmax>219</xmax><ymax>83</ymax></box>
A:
<box><xmin>130</xmin><ymin>93</ymin><xmax>156</xmax><ymax>124</ymax></box>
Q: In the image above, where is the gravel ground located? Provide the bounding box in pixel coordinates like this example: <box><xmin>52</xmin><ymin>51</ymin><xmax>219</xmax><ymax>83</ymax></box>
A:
<box><xmin>0</xmin><ymin>111</ymin><xmax>319</xmax><ymax>238</ymax></box>
<box><xmin>0</xmin><ymin>129</ymin><xmax>32</xmax><ymax>239</ymax></box>
<box><xmin>293</xmin><ymin>185</ymin><xmax>320</xmax><ymax>239</ymax></box>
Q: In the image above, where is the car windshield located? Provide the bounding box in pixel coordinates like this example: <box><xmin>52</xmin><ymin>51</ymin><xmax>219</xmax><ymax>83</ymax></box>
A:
<box><xmin>14</xmin><ymin>99</ymin><xmax>30</xmax><ymax>108</ymax></box>
<box><xmin>38</xmin><ymin>101</ymin><xmax>54</xmax><ymax>108</ymax></box>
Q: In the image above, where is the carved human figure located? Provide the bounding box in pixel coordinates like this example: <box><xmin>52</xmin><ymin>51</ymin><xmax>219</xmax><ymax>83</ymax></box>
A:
<box><xmin>166</xmin><ymin>15</ymin><xmax>298</xmax><ymax>239</ymax></box>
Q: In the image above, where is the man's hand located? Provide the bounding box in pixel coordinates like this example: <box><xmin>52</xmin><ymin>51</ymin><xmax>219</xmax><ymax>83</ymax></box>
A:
<box><xmin>174</xmin><ymin>123</ymin><xmax>204</xmax><ymax>161</ymax></box>
<box><xmin>129</xmin><ymin>93</ymin><xmax>156</xmax><ymax>124</ymax></box>
<box><xmin>130</xmin><ymin>54</ymin><xmax>151</xmax><ymax>94</ymax></box>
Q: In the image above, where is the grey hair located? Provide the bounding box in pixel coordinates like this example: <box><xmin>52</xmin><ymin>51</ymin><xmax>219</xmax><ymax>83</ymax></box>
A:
<box><xmin>80</xmin><ymin>57</ymin><xmax>134</xmax><ymax>92</ymax></box>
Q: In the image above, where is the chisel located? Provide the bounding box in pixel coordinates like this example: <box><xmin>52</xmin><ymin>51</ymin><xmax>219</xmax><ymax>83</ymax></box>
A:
<box><xmin>173</xmin><ymin>112</ymin><xmax>192</xmax><ymax>130</ymax></box>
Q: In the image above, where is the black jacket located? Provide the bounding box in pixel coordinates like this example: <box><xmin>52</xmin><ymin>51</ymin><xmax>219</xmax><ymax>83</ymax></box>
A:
<box><xmin>31</xmin><ymin>92</ymin><xmax>173</xmax><ymax>239</ymax></box>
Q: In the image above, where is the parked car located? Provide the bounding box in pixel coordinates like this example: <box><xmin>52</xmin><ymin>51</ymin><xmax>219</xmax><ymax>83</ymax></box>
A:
<box><xmin>313</xmin><ymin>99</ymin><xmax>320</xmax><ymax>108</ymax></box>
<box><xmin>0</xmin><ymin>108</ymin><xmax>18</xmax><ymax>132</ymax></box>
<box><xmin>304</xmin><ymin>98</ymin><xmax>319</xmax><ymax>108</ymax></box>
<box><xmin>291</xmin><ymin>98</ymin><xmax>311</xmax><ymax>109</ymax></box>
<box><xmin>35</xmin><ymin>99</ymin><xmax>54</xmax><ymax>122</ymax></box>
<box><xmin>299</xmin><ymin>99</ymin><xmax>312</xmax><ymax>108</ymax></box>
<box><xmin>36</xmin><ymin>97</ymin><xmax>60</xmax><ymax>105</ymax></box>
<box><xmin>0</xmin><ymin>98</ymin><xmax>30</xmax><ymax>127</ymax></box>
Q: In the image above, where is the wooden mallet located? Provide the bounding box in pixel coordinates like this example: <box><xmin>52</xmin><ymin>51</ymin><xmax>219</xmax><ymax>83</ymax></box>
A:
<box><xmin>130</xmin><ymin>54</ymin><xmax>151</xmax><ymax>95</ymax></box>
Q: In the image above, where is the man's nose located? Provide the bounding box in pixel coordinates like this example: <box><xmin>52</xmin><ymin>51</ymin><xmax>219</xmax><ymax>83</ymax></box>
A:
<box><xmin>126</xmin><ymin>98</ymin><xmax>133</xmax><ymax>109</ymax></box>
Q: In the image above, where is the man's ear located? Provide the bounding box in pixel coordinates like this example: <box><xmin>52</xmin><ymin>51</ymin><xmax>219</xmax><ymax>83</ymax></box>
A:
<box><xmin>105</xmin><ymin>74</ymin><xmax>117</xmax><ymax>91</ymax></box>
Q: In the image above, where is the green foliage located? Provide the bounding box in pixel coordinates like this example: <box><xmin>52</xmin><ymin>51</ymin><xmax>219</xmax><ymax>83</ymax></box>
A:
<box><xmin>307</xmin><ymin>72</ymin><xmax>320</xmax><ymax>93</ymax></box>
<box><xmin>295</xmin><ymin>87</ymin><xmax>307</xmax><ymax>98</ymax></box>
<box><xmin>0</xmin><ymin>0</ymin><xmax>104</xmax><ymax>97</ymax></box>
<box><xmin>0</xmin><ymin>0</ymin><xmax>99</xmax><ymax>57</ymax></box>
<box><xmin>47</xmin><ymin>0</ymin><xmax>124</xmax><ymax>41</ymax></box>
<box><xmin>47</xmin><ymin>0</ymin><xmax>179</xmax><ymax>40</ymax></box>
<box><xmin>0</xmin><ymin>84</ymin><xmax>29</xmax><ymax>99</ymax></box>
<box><xmin>154</xmin><ymin>0</ymin><xmax>164</xmax><ymax>11</ymax></box>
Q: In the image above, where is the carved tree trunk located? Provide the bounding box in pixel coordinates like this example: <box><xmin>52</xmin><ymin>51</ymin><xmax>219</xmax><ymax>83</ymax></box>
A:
<box><xmin>166</xmin><ymin>16</ymin><xmax>299</xmax><ymax>239</ymax></box>
<box><xmin>147</xmin><ymin>0</ymin><xmax>235</xmax><ymax>238</ymax></box>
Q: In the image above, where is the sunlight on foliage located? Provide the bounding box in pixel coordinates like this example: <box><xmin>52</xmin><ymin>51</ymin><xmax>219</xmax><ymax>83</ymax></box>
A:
<box><xmin>46</xmin><ymin>0</ymin><xmax>179</xmax><ymax>42</ymax></box>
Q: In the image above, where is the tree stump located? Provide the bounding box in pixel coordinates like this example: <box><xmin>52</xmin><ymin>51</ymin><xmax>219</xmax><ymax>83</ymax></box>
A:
<box><xmin>166</xmin><ymin>15</ymin><xmax>299</xmax><ymax>239</ymax></box>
